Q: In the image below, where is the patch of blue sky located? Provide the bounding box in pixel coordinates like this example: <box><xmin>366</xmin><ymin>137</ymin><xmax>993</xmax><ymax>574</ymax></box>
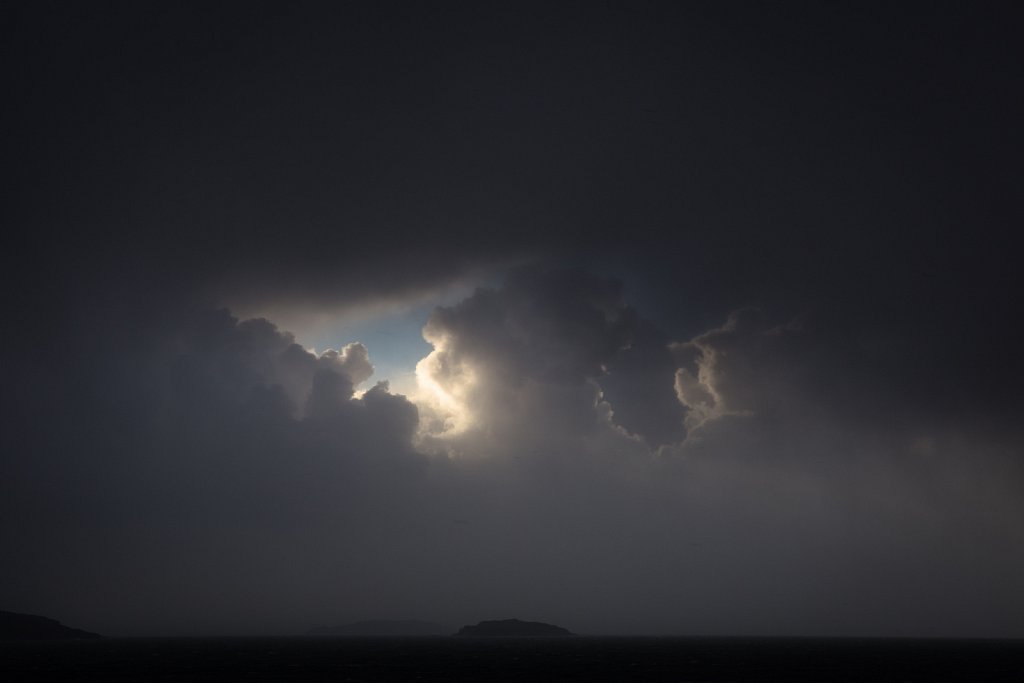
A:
<box><xmin>300</xmin><ymin>302</ymin><xmax>433</xmax><ymax>394</ymax></box>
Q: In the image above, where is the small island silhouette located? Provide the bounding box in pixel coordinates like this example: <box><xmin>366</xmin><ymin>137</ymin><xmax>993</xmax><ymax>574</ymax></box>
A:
<box><xmin>455</xmin><ymin>619</ymin><xmax>573</xmax><ymax>637</ymax></box>
<box><xmin>0</xmin><ymin>610</ymin><xmax>100</xmax><ymax>640</ymax></box>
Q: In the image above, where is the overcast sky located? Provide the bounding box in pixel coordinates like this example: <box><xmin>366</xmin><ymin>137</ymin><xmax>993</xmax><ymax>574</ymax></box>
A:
<box><xmin>3</xmin><ymin>2</ymin><xmax>1023</xmax><ymax>637</ymax></box>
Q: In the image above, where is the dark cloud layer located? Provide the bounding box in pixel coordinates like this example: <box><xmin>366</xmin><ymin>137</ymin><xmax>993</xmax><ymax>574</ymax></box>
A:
<box><xmin>2</xmin><ymin>267</ymin><xmax>1022</xmax><ymax>637</ymax></box>
<box><xmin>2</xmin><ymin>2</ymin><xmax>1023</xmax><ymax>636</ymax></box>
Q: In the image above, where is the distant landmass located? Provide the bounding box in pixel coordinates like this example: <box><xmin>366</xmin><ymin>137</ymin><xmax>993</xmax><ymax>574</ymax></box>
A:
<box><xmin>307</xmin><ymin>620</ymin><xmax>450</xmax><ymax>636</ymax></box>
<box><xmin>0</xmin><ymin>610</ymin><xmax>101</xmax><ymax>640</ymax></box>
<box><xmin>455</xmin><ymin>619</ymin><xmax>573</xmax><ymax>637</ymax></box>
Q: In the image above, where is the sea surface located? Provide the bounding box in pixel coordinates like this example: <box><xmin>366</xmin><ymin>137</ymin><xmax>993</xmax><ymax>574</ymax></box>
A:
<box><xmin>2</xmin><ymin>636</ymin><xmax>1022</xmax><ymax>682</ymax></box>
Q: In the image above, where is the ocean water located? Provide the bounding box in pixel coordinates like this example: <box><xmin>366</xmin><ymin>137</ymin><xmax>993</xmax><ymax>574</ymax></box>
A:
<box><xmin>2</xmin><ymin>636</ymin><xmax>1022</xmax><ymax>681</ymax></box>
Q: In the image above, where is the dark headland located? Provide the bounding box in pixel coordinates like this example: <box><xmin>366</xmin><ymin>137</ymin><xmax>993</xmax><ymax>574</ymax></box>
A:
<box><xmin>455</xmin><ymin>619</ymin><xmax>573</xmax><ymax>637</ymax></box>
<box><xmin>307</xmin><ymin>620</ymin><xmax>449</xmax><ymax>636</ymax></box>
<box><xmin>0</xmin><ymin>610</ymin><xmax>100</xmax><ymax>640</ymax></box>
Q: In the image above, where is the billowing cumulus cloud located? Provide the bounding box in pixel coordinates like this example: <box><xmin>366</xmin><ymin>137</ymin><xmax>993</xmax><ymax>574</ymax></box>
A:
<box><xmin>672</xmin><ymin>309</ymin><xmax>806</xmax><ymax>433</ymax></box>
<box><xmin>414</xmin><ymin>267</ymin><xmax>685</xmax><ymax>453</ymax></box>
<box><xmin>167</xmin><ymin>310</ymin><xmax>378</xmax><ymax>419</ymax></box>
<box><xmin>416</xmin><ymin>268</ymin><xmax>638</xmax><ymax>444</ymax></box>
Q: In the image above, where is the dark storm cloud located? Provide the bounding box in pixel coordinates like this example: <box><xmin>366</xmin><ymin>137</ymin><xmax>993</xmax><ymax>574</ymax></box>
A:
<box><xmin>2</xmin><ymin>2</ymin><xmax>1023</xmax><ymax>638</ymax></box>
<box><xmin>3</xmin><ymin>266</ymin><xmax>1022</xmax><ymax>637</ymax></box>
<box><xmin>6</xmin><ymin>3</ymin><xmax>1021</xmax><ymax>356</ymax></box>
<box><xmin>1</xmin><ymin>305</ymin><xmax>425</xmax><ymax>633</ymax></box>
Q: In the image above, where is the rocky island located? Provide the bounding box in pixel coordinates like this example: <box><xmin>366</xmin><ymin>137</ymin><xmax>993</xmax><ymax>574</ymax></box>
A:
<box><xmin>0</xmin><ymin>610</ymin><xmax>101</xmax><ymax>640</ymax></box>
<box><xmin>455</xmin><ymin>618</ymin><xmax>573</xmax><ymax>637</ymax></box>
